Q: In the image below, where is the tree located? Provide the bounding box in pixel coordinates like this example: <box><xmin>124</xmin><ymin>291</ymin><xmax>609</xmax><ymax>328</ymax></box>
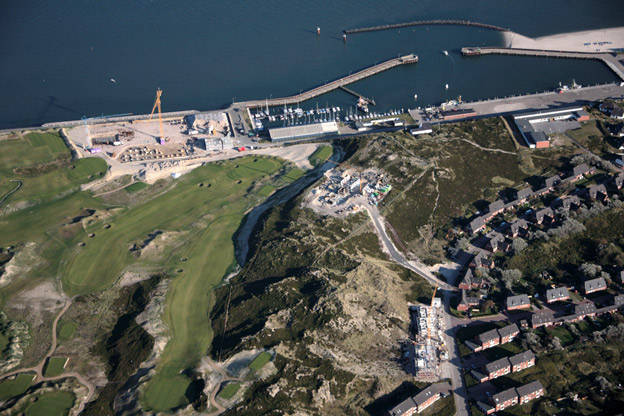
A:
<box><xmin>523</xmin><ymin>331</ymin><xmax>541</xmax><ymax>351</ymax></box>
<box><xmin>511</xmin><ymin>238</ymin><xmax>528</xmax><ymax>254</ymax></box>
<box><xmin>548</xmin><ymin>336</ymin><xmax>564</xmax><ymax>351</ymax></box>
<box><xmin>480</xmin><ymin>299</ymin><xmax>495</xmax><ymax>313</ymax></box>
<box><xmin>595</xmin><ymin>375</ymin><xmax>612</xmax><ymax>391</ymax></box>
<box><xmin>579</xmin><ymin>263</ymin><xmax>602</xmax><ymax>278</ymax></box>
<box><xmin>456</xmin><ymin>237</ymin><xmax>470</xmax><ymax>250</ymax></box>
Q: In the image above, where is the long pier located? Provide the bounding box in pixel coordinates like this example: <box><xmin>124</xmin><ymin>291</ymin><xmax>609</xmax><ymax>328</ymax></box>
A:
<box><xmin>461</xmin><ymin>47</ymin><xmax>624</xmax><ymax>81</ymax></box>
<box><xmin>338</xmin><ymin>86</ymin><xmax>376</xmax><ymax>106</ymax></box>
<box><xmin>344</xmin><ymin>19</ymin><xmax>508</xmax><ymax>35</ymax></box>
<box><xmin>231</xmin><ymin>54</ymin><xmax>417</xmax><ymax>110</ymax></box>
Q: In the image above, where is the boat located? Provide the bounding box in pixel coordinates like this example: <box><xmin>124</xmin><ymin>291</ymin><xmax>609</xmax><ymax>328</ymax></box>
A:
<box><xmin>110</xmin><ymin>78</ymin><xmax>116</xmax><ymax>83</ymax></box>
<box><xmin>445</xmin><ymin>84</ymin><xmax>449</xmax><ymax>90</ymax></box>
<box><xmin>414</xmin><ymin>94</ymin><xmax>418</xmax><ymax>100</ymax></box>
<box><xmin>572</xmin><ymin>79</ymin><xmax>582</xmax><ymax>89</ymax></box>
<box><xmin>357</xmin><ymin>97</ymin><xmax>369</xmax><ymax>113</ymax></box>
<box><xmin>442</xmin><ymin>50</ymin><xmax>448</xmax><ymax>56</ymax></box>
<box><xmin>556</xmin><ymin>82</ymin><xmax>570</xmax><ymax>94</ymax></box>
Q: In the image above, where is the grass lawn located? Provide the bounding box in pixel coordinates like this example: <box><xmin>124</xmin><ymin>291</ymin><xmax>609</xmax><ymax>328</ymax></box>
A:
<box><xmin>308</xmin><ymin>145</ymin><xmax>333</xmax><ymax>167</ymax></box>
<box><xmin>456</xmin><ymin>322</ymin><xmax>503</xmax><ymax>343</ymax></box>
<box><xmin>249</xmin><ymin>351</ymin><xmax>272</xmax><ymax>372</ymax></box>
<box><xmin>43</xmin><ymin>357</ymin><xmax>68</xmax><ymax>377</ymax></box>
<box><xmin>257</xmin><ymin>184</ymin><xmax>275</xmax><ymax>197</ymax></box>
<box><xmin>0</xmin><ymin>374</ymin><xmax>34</xmax><ymax>400</ymax></box>
<box><xmin>483</xmin><ymin>341</ymin><xmax>524</xmax><ymax>361</ymax></box>
<box><xmin>136</xmin><ymin>157</ymin><xmax>293</xmax><ymax>412</ymax></box>
<box><xmin>57</xmin><ymin>321</ymin><xmax>77</xmax><ymax>342</ymax></box>
<box><xmin>125</xmin><ymin>182</ymin><xmax>149</xmax><ymax>193</ymax></box>
<box><xmin>217</xmin><ymin>382</ymin><xmax>240</xmax><ymax>400</ymax></box>
<box><xmin>546</xmin><ymin>326</ymin><xmax>574</xmax><ymax>346</ymax></box>
<box><xmin>24</xmin><ymin>390</ymin><xmax>74</xmax><ymax>416</ymax></box>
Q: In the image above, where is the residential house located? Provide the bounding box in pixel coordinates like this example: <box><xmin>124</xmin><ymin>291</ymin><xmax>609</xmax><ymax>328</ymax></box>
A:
<box><xmin>386</xmin><ymin>383</ymin><xmax>449</xmax><ymax>416</ymax></box>
<box><xmin>457</xmin><ymin>289</ymin><xmax>481</xmax><ymax>312</ymax></box>
<box><xmin>553</xmin><ymin>195</ymin><xmax>581</xmax><ymax>211</ymax></box>
<box><xmin>458</xmin><ymin>269</ymin><xmax>483</xmax><ymax>290</ymax></box>
<box><xmin>614</xmin><ymin>294</ymin><xmax>624</xmax><ymax>306</ymax></box>
<box><xmin>516</xmin><ymin>381</ymin><xmax>545</xmax><ymax>405</ymax></box>
<box><xmin>509</xmin><ymin>350</ymin><xmax>536</xmax><ymax>373</ymax></box>
<box><xmin>546</xmin><ymin>286</ymin><xmax>570</xmax><ymax>303</ymax></box>
<box><xmin>487</xmin><ymin>200</ymin><xmax>506</xmax><ymax>219</ymax></box>
<box><xmin>485</xmin><ymin>357</ymin><xmax>511</xmax><ymax>380</ymax></box>
<box><xmin>531</xmin><ymin>310</ymin><xmax>555</xmax><ymax>328</ymax></box>
<box><xmin>498</xmin><ymin>323</ymin><xmax>520</xmax><ymax>344</ymax></box>
<box><xmin>412</xmin><ymin>385</ymin><xmax>442</xmax><ymax>413</ymax></box>
<box><xmin>487</xmin><ymin>232</ymin><xmax>509</xmax><ymax>253</ymax></box>
<box><xmin>515</xmin><ymin>188</ymin><xmax>533</xmax><ymax>203</ymax></box>
<box><xmin>586</xmin><ymin>184</ymin><xmax>609</xmax><ymax>201</ymax></box>
<box><xmin>584</xmin><ymin>277</ymin><xmax>607</xmax><ymax>294</ymax></box>
<box><xmin>492</xmin><ymin>388</ymin><xmax>518</xmax><ymax>412</ymax></box>
<box><xmin>612</xmin><ymin>173</ymin><xmax>623</xmax><ymax>190</ymax></box>
<box><xmin>544</xmin><ymin>175</ymin><xmax>561</xmax><ymax>189</ymax></box>
<box><xmin>477</xmin><ymin>329</ymin><xmax>501</xmax><ymax>349</ymax></box>
<box><xmin>611</xmin><ymin>107</ymin><xmax>624</xmax><ymax>120</ymax></box>
<box><xmin>533</xmin><ymin>207</ymin><xmax>554</xmax><ymax>225</ymax></box>
<box><xmin>570</xmin><ymin>163</ymin><xmax>593</xmax><ymax>182</ymax></box>
<box><xmin>387</xmin><ymin>397</ymin><xmax>417</xmax><ymax>416</ymax></box>
<box><xmin>599</xmin><ymin>100</ymin><xmax>616</xmax><ymax>113</ymax></box>
<box><xmin>507</xmin><ymin>294</ymin><xmax>531</xmax><ymax>311</ymax></box>
<box><xmin>611</xmin><ymin>122</ymin><xmax>624</xmax><ymax>138</ymax></box>
<box><xmin>467</xmin><ymin>216</ymin><xmax>486</xmax><ymax>234</ymax></box>
<box><xmin>470</xmin><ymin>252</ymin><xmax>493</xmax><ymax>269</ymax></box>
<box><xmin>573</xmin><ymin>301</ymin><xmax>597</xmax><ymax>321</ymax></box>
<box><xmin>508</xmin><ymin>219</ymin><xmax>529</xmax><ymax>238</ymax></box>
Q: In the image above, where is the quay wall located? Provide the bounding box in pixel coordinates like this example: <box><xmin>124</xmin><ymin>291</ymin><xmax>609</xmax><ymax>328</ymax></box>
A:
<box><xmin>344</xmin><ymin>19</ymin><xmax>508</xmax><ymax>35</ymax></box>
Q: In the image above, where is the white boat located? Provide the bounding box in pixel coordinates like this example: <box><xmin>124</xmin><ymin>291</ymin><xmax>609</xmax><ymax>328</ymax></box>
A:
<box><xmin>445</xmin><ymin>84</ymin><xmax>449</xmax><ymax>89</ymax></box>
<box><xmin>110</xmin><ymin>78</ymin><xmax>116</xmax><ymax>83</ymax></box>
<box><xmin>442</xmin><ymin>50</ymin><xmax>448</xmax><ymax>56</ymax></box>
<box><xmin>357</xmin><ymin>97</ymin><xmax>369</xmax><ymax>113</ymax></box>
<box><xmin>414</xmin><ymin>94</ymin><xmax>418</xmax><ymax>100</ymax></box>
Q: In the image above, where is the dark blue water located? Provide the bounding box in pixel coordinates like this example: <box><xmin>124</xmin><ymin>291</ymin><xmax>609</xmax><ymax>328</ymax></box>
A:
<box><xmin>1</xmin><ymin>0</ymin><xmax>623</xmax><ymax>129</ymax></box>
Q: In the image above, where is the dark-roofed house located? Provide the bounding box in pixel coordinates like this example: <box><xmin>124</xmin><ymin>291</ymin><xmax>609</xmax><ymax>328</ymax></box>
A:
<box><xmin>584</xmin><ymin>277</ymin><xmax>607</xmax><ymax>294</ymax></box>
<box><xmin>509</xmin><ymin>350</ymin><xmax>535</xmax><ymax>373</ymax></box>
<box><xmin>485</xmin><ymin>357</ymin><xmax>511</xmax><ymax>380</ymax></box>
<box><xmin>458</xmin><ymin>269</ymin><xmax>484</xmax><ymax>290</ymax></box>
<box><xmin>532</xmin><ymin>207</ymin><xmax>554</xmax><ymax>225</ymax></box>
<box><xmin>531</xmin><ymin>311</ymin><xmax>555</xmax><ymax>328</ymax></box>
<box><xmin>467</xmin><ymin>216</ymin><xmax>486</xmax><ymax>235</ymax></box>
<box><xmin>613</xmin><ymin>173</ymin><xmax>624</xmax><ymax>190</ymax></box>
<box><xmin>387</xmin><ymin>397</ymin><xmax>417</xmax><ymax>416</ymax></box>
<box><xmin>553</xmin><ymin>195</ymin><xmax>581</xmax><ymax>211</ymax></box>
<box><xmin>570</xmin><ymin>163</ymin><xmax>593</xmax><ymax>182</ymax></box>
<box><xmin>477</xmin><ymin>329</ymin><xmax>501</xmax><ymax>349</ymax></box>
<box><xmin>507</xmin><ymin>294</ymin><xmax>531</xmax><ymax>311</ymax></box>
<box><xmin>508</xmin><ymin>219</ymin><xmax>529</xmax><ymax>238</ymax></box>
<box><xmin>487</xmin><ymin>200</ymin><xmax>506</xmax><ymax>218</ymax></box>
<box><xmin>516</xmin><ymin>380</ymin><xmax>545</xmax><ymax>405</ymax></box>
<box><xmin>412</xmin><ymin>384</ymin><xmax>444</xmax><ymax>413</ymax></box>
<box><xmin>614</xmin><ymin>294</ymin><xmax>624</xmax><ymax>306</ymax></box>
<box><xmin>487</xmin><ymin>232</ymin><xmax>509</xmax><ymax>253</ymax></box>
<box><xmin>546</xmin><ymin>287</ymin><xmax>570</xmax><ymax>303</ymax></box>
<box><xmin>600</xmin><ymin>100</ymin><xmax>616</xmax><ymax>113</ymax></box>
<box><xmin>611</xmin><ymin>107</ymin><xmax>624</xmax><ymax>120</ymax></box>
<box><xmin>498</xmin><ymin>323</ymin><xmax>520</xmax><ymax>344</ymax></box>
<box><xmin>457</xmin><ymin>290</ymin><xmax>481</xmax><ymax>312</ymax></box>
<box><xmin>492</xmin><ymin>387</ymin><xmax>518</xmax><ymax>411</ymax></box>
<box><xmin>544</xmin><ymin>175</ymin><xmax>561</xmax><ymax>189</ymax></box>
<box><xmin>586</xmin><ymin>184</ymin><xmax>609</xmax><ymax>201</ymax></box>
<box><xmin>515</xmin><ymin>188</ymin><xmax>533</xmax><ymax>203</ymax></box>
<box><xmin>470</xmin><ymin>252</ymin><xmax>493</xmax><ymax>269</ymax></box>
<box><xmin>573</xmin><ymin>301</ymin><xmax>597</xmax><ymax>321</ymax></box>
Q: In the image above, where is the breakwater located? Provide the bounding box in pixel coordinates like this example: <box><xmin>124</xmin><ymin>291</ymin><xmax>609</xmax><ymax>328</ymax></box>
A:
<box><xmin>343</xmin><ymin>19</ymin><xmax>508</xmax><ymax>35</ymax></box>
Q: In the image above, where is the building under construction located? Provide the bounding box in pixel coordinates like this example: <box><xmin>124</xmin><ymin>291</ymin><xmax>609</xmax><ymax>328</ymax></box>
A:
<box><xmin>406</xmin><ymin>296</ymin><xmax>446</xmax><ymax>381</ymax></box>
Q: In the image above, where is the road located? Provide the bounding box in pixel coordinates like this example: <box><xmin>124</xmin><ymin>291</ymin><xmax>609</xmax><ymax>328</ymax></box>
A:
<box><xmin>363</xmin><ymin>205</ymin><xmax>470</xmax><ymax>416</ymax></box>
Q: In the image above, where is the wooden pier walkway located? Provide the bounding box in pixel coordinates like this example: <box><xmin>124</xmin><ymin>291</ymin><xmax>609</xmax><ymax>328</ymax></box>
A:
<box><xmin>344</xmin><ymin>19</ymin><xmax>508</xmax><ymax>35</ymax></box>
<box><xmin>461</xmin><ymin>47</ymin><xmax>624</xmax><ymax>81</ymax></box>
<box><xmin>338</xmin><ymin>86</ymin><xmax>376</xmax><ymax>106</ymax></box>
<box><xmin>231</xmin><ymin>54</ymin><xmax>417</xmax><ymax>110</ymax></box>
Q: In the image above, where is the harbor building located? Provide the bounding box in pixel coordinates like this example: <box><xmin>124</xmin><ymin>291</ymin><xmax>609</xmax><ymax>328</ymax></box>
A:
<box><xmin>268</xmin><ymin>121</ymin><xmax>339</xmax><ymax>142</ymax></box>
<box><xmin>513</xmin><ymin>106</ymin><xmax>589</xmax><ymax>149</ymax></box>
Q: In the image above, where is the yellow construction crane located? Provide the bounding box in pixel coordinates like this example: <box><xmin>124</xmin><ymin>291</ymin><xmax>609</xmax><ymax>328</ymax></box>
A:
<box><xmin>427</xmin><ymin>286</ymin><xmax>438</xmax><ymax>341</ymax></box>
<box><xmin>148</xmin><ymin>88</ymin><xmax>165</xmax><ymax>144</ymax></box>
<box><xmin>325</xmin><ymin>158</ymin><xmax>364</xmax><ymax>194</ymax></box>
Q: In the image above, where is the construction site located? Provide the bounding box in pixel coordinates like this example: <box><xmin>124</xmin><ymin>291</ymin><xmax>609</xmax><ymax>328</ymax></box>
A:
<box><xmin>305</xmin><ymin>163</ymin><xmax>392</xmax><ymax>217</ymax></box>
<box><xmin>66</xmin><ymin>89</ymin><xmax>233</xmax><ymax>164</ymax></box>
<box><xmin>404</xmin><ymin>290</ymin><xmax>447</xmax><ymax>381</ymax></box>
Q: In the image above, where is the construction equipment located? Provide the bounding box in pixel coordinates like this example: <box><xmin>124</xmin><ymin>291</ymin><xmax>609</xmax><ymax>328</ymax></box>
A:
<box><xmin>148</xmin><ymin>88</ymin><xmax>165</xmax><ymax>145</ymax></box>
<box><xmin>325</xmin><ymin>158</ymin><xmax>363</xmax><ymax>194</ymax></box>
<box><xmin>427</xmin><ymin>286</ymin><xmax>438</xmax><ymax>341</ymax></box>
<box><xmin>81</xmin><ymin>113</ymin><xmax>132</xmax><ymax>148</ymax></box>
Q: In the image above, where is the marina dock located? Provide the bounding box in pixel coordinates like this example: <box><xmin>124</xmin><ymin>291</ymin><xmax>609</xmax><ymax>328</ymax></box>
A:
<box><xmin>231</xmin><ymin>54</ymin><xmax>417</xmax><ymax>110</ymax></box>
<box><xmin>461</xmin><ymin>47</ymin><xmax>624</xmax><ymax>81</ymax></box>
<box><xmin>338</xmin><ymin>86</ymin><xmax>376</xmax><ymax>106</ymax></box>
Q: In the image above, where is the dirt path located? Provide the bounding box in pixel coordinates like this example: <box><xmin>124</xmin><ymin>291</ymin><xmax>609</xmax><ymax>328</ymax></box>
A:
<box><xmin>459</xmin><ymin>138</ymin><xmax>517</xmax><ymax>155</ymax></box>
<box><xmin>0</xmin><ymin>180</ymin><xmax>21</xmax><ymax>208</ymax></box>
<box><xmin>0</xmin><ymin>299</ymin><xmax>95</xmax><ymax>415</ymax></box>
<box><xmin>203</xmin><ymin>357</ymin><xmax>242</xmax><ymax>416</ymax></box>
<box><xmin>92</xmin><ymin>177</ymin><xmax>136</xmax><ymax>197</ymax></box>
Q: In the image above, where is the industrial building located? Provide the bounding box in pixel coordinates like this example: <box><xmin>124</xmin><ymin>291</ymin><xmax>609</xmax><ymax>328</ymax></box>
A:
<box><xmin>513</xmin><ymin>106</ymin><xmax>589</xmax><ymax>149</ymax></box>
<box><xmin>268</xmin><ymin>121</ymin><xmax>339</xmax><ymax>142</ymax></box>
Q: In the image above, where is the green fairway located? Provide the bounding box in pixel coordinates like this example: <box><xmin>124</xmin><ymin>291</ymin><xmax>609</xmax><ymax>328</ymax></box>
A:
<box><xmin>125</xmin><ymin>182</ymin><xmax>149</xmax><ymax>193</ymax></box>
<box><xmin>0</xmin><ymin>374</ymin><xmax>34</xmax><ymax>400</ymax></box>
<box><xmin>308</xmin><ymin>144</ymin><xmax>333</xmax><ymax>167</ymax></box>
<box><xmin>24</xmin><ymin>390</ymin><xmax>74</xmax><ymax>416</ymax></box>
<box><xmin>217</xmin><ymin>383</ymin><xmax>240</xmax><ymax>400</ymax></box>
<box><xmin>249</xmin><ymin>351</ymin><xmax>272</xmax><ymax>372</ymax></box>
<box><xmin>43</xmin><ymin>357</ymin><xmax>68</xmax><ymax>377</ymax></box>
<box><xmin>57</xmin><ymin>321</ymin><xmax>77</xmax><ymax>342</ymax></box>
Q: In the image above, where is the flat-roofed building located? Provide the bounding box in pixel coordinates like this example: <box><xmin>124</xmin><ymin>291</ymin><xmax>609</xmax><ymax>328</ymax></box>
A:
<box><xmin>269</xmin><ymin>121</ymin><xmax>339</xmax><ymax>142</ymax></box>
